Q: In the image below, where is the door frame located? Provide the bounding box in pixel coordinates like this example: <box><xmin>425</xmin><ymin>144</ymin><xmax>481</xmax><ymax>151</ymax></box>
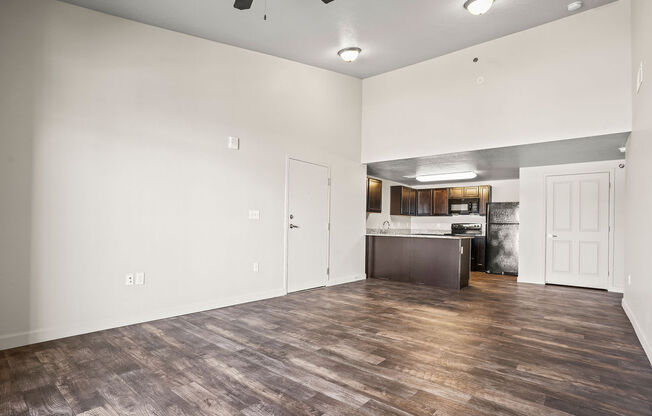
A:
<box><xmin>543</xmin><ymin>170</ymin><xmax>614</xmax><ymax>289</ymax></box>
<box><xmin>283</xmin><ymin>155</ymin><xmax>332</xmax><ymax>295</ymax></box>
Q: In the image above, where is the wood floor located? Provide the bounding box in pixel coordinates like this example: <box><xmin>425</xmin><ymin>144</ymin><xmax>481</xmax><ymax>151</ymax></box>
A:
<box><xmin>1</xmin><ymin>273</ymin><xmax>651</xmax><ymax>416</ymax></box>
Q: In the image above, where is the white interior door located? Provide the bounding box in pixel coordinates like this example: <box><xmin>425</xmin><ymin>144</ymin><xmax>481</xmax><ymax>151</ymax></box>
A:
<box><xmin>545</xmin><ymin>172</ymin><xmax>610</xmax><ymax>289</ymax></box>
<box><xmin>287</xmin><ymin>159</ymin><xmax>330</xmax><ymax>293</ymax></box>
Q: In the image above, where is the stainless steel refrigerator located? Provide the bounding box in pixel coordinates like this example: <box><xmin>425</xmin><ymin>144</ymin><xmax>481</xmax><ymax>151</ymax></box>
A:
<box><xmin>485</xmin><ymin>202</ymin><xmax>519</xmax><ymax>275</ymax></box>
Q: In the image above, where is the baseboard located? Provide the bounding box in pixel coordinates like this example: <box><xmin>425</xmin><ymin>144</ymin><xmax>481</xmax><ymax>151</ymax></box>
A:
<box><xmin>327</xmin><ymin>274</ymin><xmax>366</xmax><ymax>287</ymax></box>
<box><xmin>622</xmin><ymin>297</ymin><xmax>652</xmax><ymax>366</ymax></box>
<box><xmin>516</xmin><ymin>277</ymin><xmax>545</xmax><ymax>285</ymax></box>
<box><xmin>0</xmin><ymin>287</ymin><xmax>286</xmax><ymax>352</ymax></box>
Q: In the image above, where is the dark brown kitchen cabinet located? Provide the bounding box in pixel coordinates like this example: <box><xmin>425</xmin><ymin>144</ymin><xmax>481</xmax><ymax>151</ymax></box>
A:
<box><xmin>390</xmin><ymin>186</ymin><xmax>417</xmax><ymax>216</ymax></box>
<box><xmin>416</xmin><ymin>189</ymin><xmax>432</xmax><ymax>216</ymax></box>
<box><xmin>471</xmin><ymin>236</ymin><xmax>486</xmax><ymax>272</ymax></box>
<box><xmin>479</xmin><ymin>185</ymin><xmax>492</xmax><ymax>216</ymax></box>
<box><xmin>432</xmin><ymin>189</ymin><xmax>449</xmax><ymax>216</ymax></box>
<box><xmin>366</xmin><ymin>178</ymin><xmax>382</xmax><ymax>213</ymax></box>
<box><xmin>449</xmin><ymin>187</ymin><xmax>464</xmax><ymax>198</ymax></box>
<box><xmin>408</xmin><ymin>189</ymin><xmax>417</xmax><ymax>215</ymax></box>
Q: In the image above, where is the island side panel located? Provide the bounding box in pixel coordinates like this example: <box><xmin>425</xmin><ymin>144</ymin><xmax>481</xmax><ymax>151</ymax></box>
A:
<box><xmin>410</xmin><ymin>238</ymin><xmax>464</xmax><ymax>289</ymax></box>
<box><xmin>367</xmin><ymin>236</ymin><xmax>412</xmax><ymax>282</ymax></box>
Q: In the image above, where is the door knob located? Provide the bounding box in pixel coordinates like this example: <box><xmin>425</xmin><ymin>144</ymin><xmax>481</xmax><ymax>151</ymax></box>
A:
<box><xmin>289</xmin><ymin>224</ymin><xmax>300</xmax><ymax>229</ymax></box>
<box><xmin>549</xmin><ymin>234</ymin><xmax>558</xmax><ymax>238</ymax></box>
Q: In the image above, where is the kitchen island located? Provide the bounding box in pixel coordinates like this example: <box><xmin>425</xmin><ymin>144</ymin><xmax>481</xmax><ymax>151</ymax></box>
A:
<box><xmin>365</xmin><ymin>230</ymin><xmax>472</xmax><ymax>290</ymax></box>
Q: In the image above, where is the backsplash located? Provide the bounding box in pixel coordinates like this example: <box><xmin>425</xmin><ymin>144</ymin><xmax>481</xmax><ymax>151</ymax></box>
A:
<box><xmin>411</xmin><ymin>215</ymin><xmax>486</xmax><ymax>234</ymax></box>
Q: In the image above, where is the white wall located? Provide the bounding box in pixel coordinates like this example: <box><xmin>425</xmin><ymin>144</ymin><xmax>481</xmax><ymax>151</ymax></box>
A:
<box><xmin>519</xmin><ymin>160</ymin><xmax>627</xmax><ymax>292</ymax></box>
<box><xmin>0</xmin><ymin>0</ymin><xmax>365</xmax><ymax>350</ymax></box>
<box><xmin>361</xmin><ymin>1</ymin><xmax>632</xmax><ymax>163</ymax></box>
<box><xmin>623</xmin><ymin>0</ymin><xmax>652</xmax><ymax>364</ymax></box>
<box><xmin>365</xmin><ymin>179</ymin><xmax>519</xmax><ymax>232</ymax></box>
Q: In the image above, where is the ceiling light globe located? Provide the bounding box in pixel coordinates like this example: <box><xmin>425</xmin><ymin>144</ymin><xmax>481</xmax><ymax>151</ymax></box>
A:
<box><xmin>338</xmin><ymin>47</ymin><xmax>361</xmax><ymax>63</ymax></box>
<box><xmin>463</xmin><ymin>0</ymin><xmax>494</xmax><ymax>15</ymax></box>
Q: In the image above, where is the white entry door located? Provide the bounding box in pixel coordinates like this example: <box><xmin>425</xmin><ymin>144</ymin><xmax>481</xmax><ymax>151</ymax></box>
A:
<box><xmin>545</xmin><ymin>172</ymin><xmax>610</xmax><ymax>289</ymax></box>
<box><xmin>286</xmin><ymin>159</ymin><xmax>330</xmax><ymax>293</ymax></box>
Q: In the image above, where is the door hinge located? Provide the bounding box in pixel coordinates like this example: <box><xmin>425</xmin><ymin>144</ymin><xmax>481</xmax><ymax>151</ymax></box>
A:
<box><xmin>328</xmin><ymin>178</ymin><xmax>331</xmax><ymax>186</ymax></box>
<box><xmin>326</xmin><ymin>267</ymin><xmax>330</xmax><ymax>275</ymax></box>
<box><xmin>460</xmin><ymin>246</ymin><xmax>464</xmax><ymax>254</ymax></box>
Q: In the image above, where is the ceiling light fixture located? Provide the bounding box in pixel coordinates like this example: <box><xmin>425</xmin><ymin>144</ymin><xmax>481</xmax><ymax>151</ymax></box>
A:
<box><xmin>338</xmin><ymin>47</ymin><xmax>361</xmax><ymax>63</ymax></box>
<box><xmin>567</xmin><ymin>1</ymin><xmax>583</xmax><ymax>12</ymax></box>
<box><xmin>416</xmin><ymin>171</ymin><xmax>478</xmax><ymax>182</ymax></box>
<box><xmin>619</xmin><ymin>146</ymin><xmax>627</xmax><ymax>153</ymax></box>
<box><xmin>463</xmin><ymin>0</ymin><xmax>494</xmax><ymax>16</ymax></box>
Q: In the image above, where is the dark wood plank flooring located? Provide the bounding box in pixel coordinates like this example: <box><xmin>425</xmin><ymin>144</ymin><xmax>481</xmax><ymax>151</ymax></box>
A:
<box><xmin>1</xmin><ymin>273</ymin><xmax>651</xmax><ymax>415</ymax></box>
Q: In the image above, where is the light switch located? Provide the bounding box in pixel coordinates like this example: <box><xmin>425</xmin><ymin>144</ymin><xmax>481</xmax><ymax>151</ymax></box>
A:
<box><xmin>248</xmin><ymin>210</ymin><xmax>260</xmax><ymax>220</ymax></box>
<box><xmin>135</xmin><ymin>272</ymin><xmax>145</xmax><ymax>285</ymax></box>
<box><xmin>253</xmin><ymin>262</ymin><xmax>259</xmax><ymax>272</ymax></box>
<box><xmin>228</xmin><ymin>136</ymin><xmax>240</xmax><ymax>150</ymax></box>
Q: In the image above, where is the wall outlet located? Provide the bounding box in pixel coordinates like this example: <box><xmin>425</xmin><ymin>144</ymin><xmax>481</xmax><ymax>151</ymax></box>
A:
<box><xmin>135</xmin><ymin>272</ymin><xmax>145</xmax><ymax>285</ymax></box>
<box><xmin>637</xmin><ymin>61</ymin><xmax>644</xmax><ymax>94</ymax></box>
<box><xmin>125</xmin><ymin>273</ymin><xmax>134</xmax><ymax>286</ymax></box>
<box><xmin>253</xmin><ymin>262</ymin><xmax>259</xmax><ymax>272</ymax></box>
<box><xmin>228</xmin><ymin>136</ymin><xmax>240</xmax><ymax>150</ymax></box>
<box><xmin>248</xmin><ymin>210</ymin><xmax>260</xmax><ymax>220</ymax></box>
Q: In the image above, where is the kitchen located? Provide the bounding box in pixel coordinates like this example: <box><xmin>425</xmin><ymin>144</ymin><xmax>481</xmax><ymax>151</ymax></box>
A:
<box><xmin>366</xmin><ymin>175</ymin><xmax>520</xmax><ymax>290</ymax></box>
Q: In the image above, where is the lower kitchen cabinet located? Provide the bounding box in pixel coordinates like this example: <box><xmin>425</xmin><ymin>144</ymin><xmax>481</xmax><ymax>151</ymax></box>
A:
<box><xmin>471</xmin><ymin>236</ymin><xmax>486</xmax><ymax>272</ymax></box>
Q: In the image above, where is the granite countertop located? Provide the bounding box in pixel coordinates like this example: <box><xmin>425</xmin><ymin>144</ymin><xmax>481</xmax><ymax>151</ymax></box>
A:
<box><xmin>366</xmin><ymin>229</ymin><xmax>476</xmax><ymax>239</ymax></box>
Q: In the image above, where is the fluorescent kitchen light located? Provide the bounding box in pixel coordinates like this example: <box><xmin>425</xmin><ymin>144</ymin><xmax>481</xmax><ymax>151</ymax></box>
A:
<box><xmin>416</xmin><ymin>171</ymin><xmax>478</xmax><ymax>182</ymax></box>
<box><xmin>463</xmin><ymin>0</ymin><xmax>494</xmax><ymax>16</ymax></box>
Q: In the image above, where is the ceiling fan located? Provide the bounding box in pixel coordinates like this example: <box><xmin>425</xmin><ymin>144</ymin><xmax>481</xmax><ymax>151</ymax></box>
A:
<box><xmin>234</xmin><ymin>0</ymin><xmax>334</xmax><ymax>10</ymax></box>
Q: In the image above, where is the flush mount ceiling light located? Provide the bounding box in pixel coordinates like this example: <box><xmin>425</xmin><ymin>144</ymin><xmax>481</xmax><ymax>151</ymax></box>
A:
<box><xmin>463</xmin><ymin>0</ymin><xmax>494</xmax><ymax>16</ymax></box>
<box><xmin>619</xmin><ymin>146</ymin><xmax>627</xmax><ymax>153</ymax></box>
<box><xmin>416</xmin><ymin>171</ymin><xmax>478</xmax><ymax>182</ymax></box>
<box><xmin>567</xmin><ymin>1</ymin><xmax>583</xmax><ymax>12</ymax></box>
<box><xmin>338</xmin><ymin>47</ymin><xmax>362</xmax><ymax>63</ymax></box>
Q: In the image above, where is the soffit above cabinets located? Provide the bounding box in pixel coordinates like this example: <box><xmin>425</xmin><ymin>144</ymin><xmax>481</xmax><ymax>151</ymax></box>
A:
<box><xmin>367</xmin><ymin>132</ymin><xmax>629</xmax><ymax>186</ymax></box>
<box><xmin>59</xmin><ymin>0</ymin><xmax>617</xmax><ymax>78</ymax></box>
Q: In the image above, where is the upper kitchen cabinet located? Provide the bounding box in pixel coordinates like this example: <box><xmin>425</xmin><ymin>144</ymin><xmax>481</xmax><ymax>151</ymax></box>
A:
<box><xmin>389</xmin><ymin>185</ymin><xmax>491</xmax><ymax>216</ymax></box>
<box><xmin>432</xmin><ymin>189</ymin><xmax>449</xmax><ymax>216</ymax></box>
<box><xmin>366</xmin><ymin>178</ymin><xmax>382</xmax><ymax>213</ymax></box>
<box><xmin>463</xmin><ymin>186</ymin><xmax>479</xmax><ymax>198</ymax></box>
<box><xmin>449</xmin><ymin>187</ymin><xmax>464</xmax><ymax>199</ymax></box>
<box><xmin>479</xmin><ymin>185</ymin><xmax>492</xmax><ymax>216</ymax></box>
<box><xmin>391</xmin><ymin>186</ymin><xmax>417</xmax><ymax>216</ymax></box>
<box><xmin>416</xmin><ymin>189</ymin><xmax>432</xmax><ymax>216</ymax></box>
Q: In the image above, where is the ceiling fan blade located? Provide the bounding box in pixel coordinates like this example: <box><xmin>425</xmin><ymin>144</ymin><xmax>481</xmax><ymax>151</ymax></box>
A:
<box><xmin>234</xmin><ymin>0</ymin><xmax>254</xmax><ymax>10</ymax></box>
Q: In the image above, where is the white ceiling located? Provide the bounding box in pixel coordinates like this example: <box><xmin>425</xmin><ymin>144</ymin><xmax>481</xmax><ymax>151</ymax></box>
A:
<box><xmin>367</xmin><ymin>133</ymin><xmax>629</xmax><ymax>185</ymax></box>
<box><xmin>59</xmin><ymin>0</ymin><xmax>617</xmax><ymax>78</ymax></box>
